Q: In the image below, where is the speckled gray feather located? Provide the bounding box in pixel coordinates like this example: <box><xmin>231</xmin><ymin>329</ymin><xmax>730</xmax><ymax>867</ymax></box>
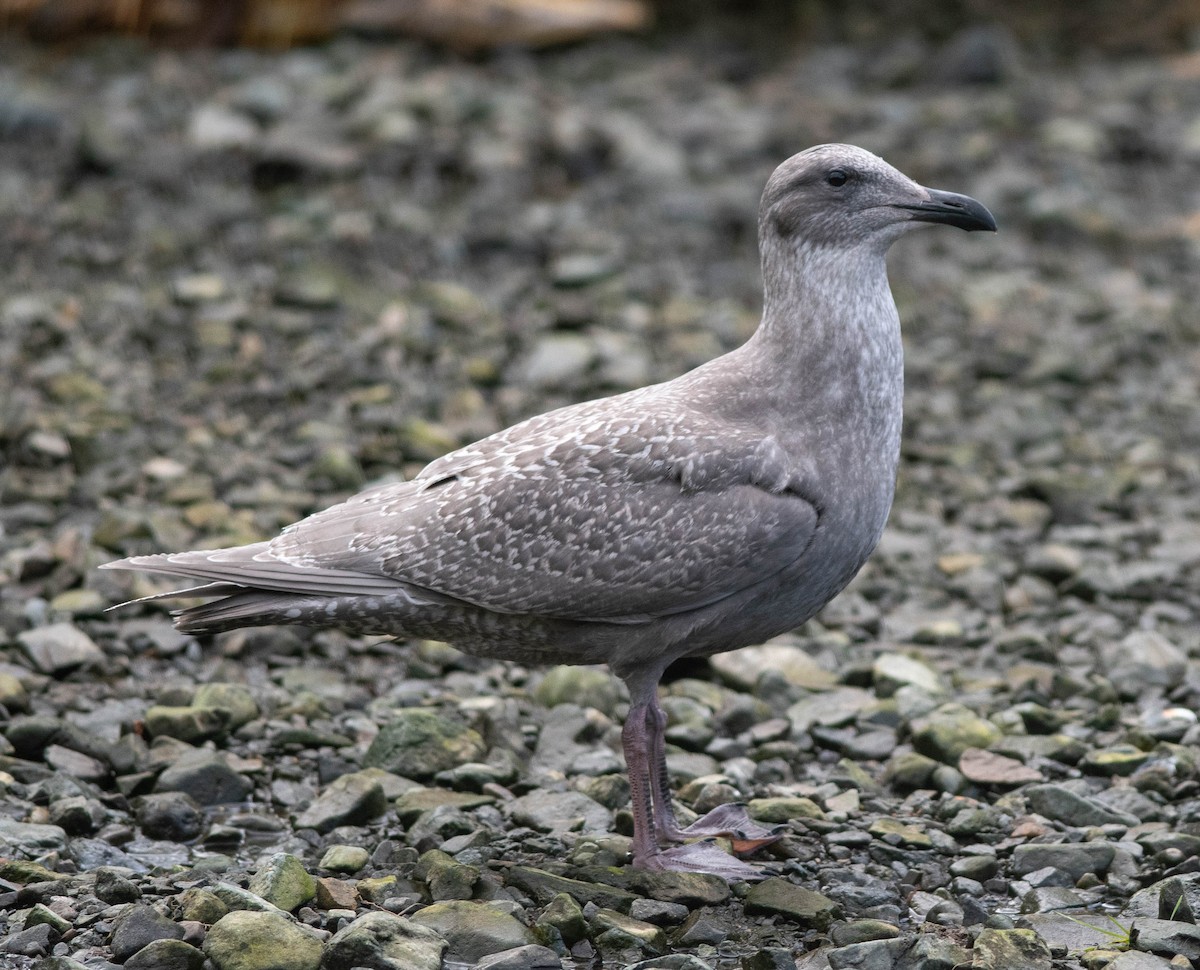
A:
<box><xmin>105</xmin><ymin>144</ymin><xmax>996</xmax><ymax>695</ymax></box>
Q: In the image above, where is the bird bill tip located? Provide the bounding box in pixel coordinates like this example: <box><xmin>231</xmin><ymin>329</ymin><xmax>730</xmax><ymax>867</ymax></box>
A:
<box><xmin>900</xmin><ymin>188</ymin><xmax>997</xmax><ymax>233</ymax></box>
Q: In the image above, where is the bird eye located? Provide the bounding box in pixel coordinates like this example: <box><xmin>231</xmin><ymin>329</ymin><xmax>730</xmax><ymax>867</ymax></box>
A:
<box><xmin>826</xmin><ymin>169</ymin><xmax>848</xmax><ymax>187</ymax></box>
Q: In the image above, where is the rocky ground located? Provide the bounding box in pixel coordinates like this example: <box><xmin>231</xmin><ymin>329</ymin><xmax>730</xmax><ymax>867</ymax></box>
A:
<box><xmin>2</xmin><ymin>17</ymin><xmax>1200</xmax><ymax>970</ymax></box>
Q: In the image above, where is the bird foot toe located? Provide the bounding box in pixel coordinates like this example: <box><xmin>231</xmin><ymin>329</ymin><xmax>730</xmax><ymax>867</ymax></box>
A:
<box><xmin>673</xmin><ymin>803</ymin><xmax>784</xmax><ymax>856</ymax></box>
<box><xmin>638</xmin><ymin>840</ymin><xmax>766</xmax><ymax>881</ymax></box>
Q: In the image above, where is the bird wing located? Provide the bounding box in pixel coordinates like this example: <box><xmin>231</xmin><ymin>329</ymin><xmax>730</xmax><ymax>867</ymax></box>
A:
<box><xmin>107</xmin><ymin>386</ymin><xmax>821</xmax><ymax>623</ymax></box>
<box><xmin>260</xmin><ymin>389</ymin><xmax>821</xmax><ymax>622</ymax></box>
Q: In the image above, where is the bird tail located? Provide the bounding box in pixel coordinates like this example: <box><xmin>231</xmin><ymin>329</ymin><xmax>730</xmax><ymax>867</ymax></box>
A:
<box><xmin>102</xmin><ymin>546</ymin><xmax>411</xmax><ymax>636</ymax></box>
<box><xmin>170</xmin><ymin>591</ymin><xmax>319</xmax><ymax>635</ymax></box>
<box><xmin>103</xmin><ymin>545</ymin><xmax>372</xmax><ymax>638</ymax></box>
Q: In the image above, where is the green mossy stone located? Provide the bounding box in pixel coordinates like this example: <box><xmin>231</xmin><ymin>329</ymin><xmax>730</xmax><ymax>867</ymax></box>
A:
<box><xmin>247</xmin><ymin>853</ymin><xmax>316</xmax><ymax>912</ymax></box>
<box><xmin>363</xmin><ymin>709</ymin><xmax>486</xmax><ymax>780</ymax></box>
<box><xmin>744</xmin><ymin>878</ymin><xmax>839</xmax><ymax>930</ymax></box>
<box><xmin>319</xmin><ymin>844</ymin><xmax>371</xmax><ymax>874</ymax></box>
<box><xmin>203</xmin><ymin>911</ymin><xmax>323</xmax><ymax>970</ymax></box>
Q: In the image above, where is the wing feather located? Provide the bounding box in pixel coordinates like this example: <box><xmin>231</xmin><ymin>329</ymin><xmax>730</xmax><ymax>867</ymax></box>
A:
<box><xmin>107</xmin><ymin>377</ymin><xmax>819</xmax><ymax>624</ymax></box>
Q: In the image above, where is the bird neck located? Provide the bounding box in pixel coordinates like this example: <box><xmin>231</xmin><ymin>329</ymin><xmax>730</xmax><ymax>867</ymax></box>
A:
<box><xmin>750</xmin><ymin>238</ymin><xmax>903</xmax><ymax>408</ymax></box>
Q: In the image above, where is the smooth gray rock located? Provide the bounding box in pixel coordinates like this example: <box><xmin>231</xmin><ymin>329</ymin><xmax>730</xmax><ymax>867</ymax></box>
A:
<box><xmin>410</xmin><ymin>901</ymin><xmax>537</xmax><ymax>963</ymax></box>
<box><xmin>417</xmin><ymin>848</ymin><xmax>479</xmax><ymax>901</ymax></box>
<box><xmin>744</xmin><ymin>879</ymin><xmax>839</xmax><ymax>930</ymax></box>
<box><xmin>788</xmin><ymin>687</ymin><xmax>875</xmax><ymax>735</ymax></box>
<box><xmin>47</xmin><ymin>794</ymin><xmax>105</xmax><ymax>834</ymax></box>
<box><xmin>154</xmin><ymin>749</ymin><xmax>252</xmax><ymax>805</ymax></box>
<box><xmin>970</xmin><ymin>928</ymin><xmax>1052</xmax><ymax>970</ymax></box>
<box><xmin>829</xmin><ymin>920</ymin><xmax>901</xmax><ymax>946</ymax></box>
<box><xmin>136</xmin><ymin>791</ymin><xmax>204</xmax><ymax>840</ymax></box>
<box><xmin>1135</xmin><ymin>830</ymin><xmax>1200</xmax><ymax>858</ymax></box>
<box><xmin>901</xmin><ymin>933</ymin><xmax>970</xmax><ymax>968</ymax></box>
<box><xmin>212</xmin><ymin>881</ymin><xmax>287</xmax><ymax>914</ymax></box>
<box><xmin>630</xmin><ymin>898</ymin><xmax>689</xmax><ymax>925</ymax></box>
<box><xmin>320</xmin><ymin>911</ymin><xmax>446</xmax><ymax>970</ymax></box>
<box><xmin>188</xmin><ymin>104</ymin><xmax>259</xmax><ymax>150</ymax></box>
<box><xmin>744</xmin><ymin>950</ymin><xmax>797</xmax><ymax>970</ymax></box>
<box><xmin>590</xmin><ymin>907</ymin><xmax>667</xmax><ymax>957</ymax></box>
<box><xmin>68</xmin><ymin>836</ymin><xmax>152</xmax><ymax>872</ymax></box>
<box><xmin>1124</xmin><ymin>874</ymin><xmax>1200</xmax><ymax>922</ymax></box>
<box><xmin>625</xmin><ymin>955</ymin><xmax>716</xmax><ymax>970</ymax></box>
<box><xmin>871</xmin><ymin>653</ymin><xmax>943</xmax><ymax>696</ymax></box>
<box><xmin>191</xmin><ymin>682</ymin><xmax>260</xmax><ymax>729</ymax></box>
<box><xmin>1019</xmin><ymin>886</ymin><xmax>1090</xmax><ymax>913</ymax></box>
<box><xmin>1</xmin><ymin>922</ymin><xmax>56</xmax><ymax>956</ymax></box>
<box><xmin>910</xmin><ymin>703</ymin><xmax>1001</xmax><ymax>763</ymax></box>
<box><xmin>318</xmin><ymin>844</ymin><xmax>371</xmax><ymax>873</ymax></box>
<box><xmin>502</xmin><ymin>789</ymin><xmax>611</xmax><ymax>835</ymax></box>
<box><xmin>474</xmin><ymin>944</ymin><xmax>563</xmax><ymax>969</ymax></box>
<box><xmin>1010</xmin><ymin>842</ymin><xmax>1116</xmax><ymax>881</ymax></box>
<box><xmin>25</xmin><ymin>902</ymin><xmax>70</xmax><ymax>936</ymax></box>
<box><xmin>1094</xmin><ymin>786</ymin><xmax>1162</xmax><ymax>823</ymax></box>
<box><xmin>675</xmin><ymin>910</ymin><xmax>729</xmax><ymax>945</ymax></box>
<box><xmin>24</xmin><ymin>957</ymin><xmax>89</xmax><ymax>970</ymax></box>
<box><xmin>536</xmin><ymin>892</ymin><xmax>588</xmax><ymax>946</ymax></box>
<box><xmin>110</xmin><ymin>905</ymin><xmax>185</xmax><ymax>963</ymax></box>
<box><xmin>1100</xmin><ymin>630</ymin><xmax>1187</xmax><ymax>697</ymax></box>
<box><xmin>533</xmin><ymin>665</ymin><xmax>624</xmax><ymax>717</ymax></box>
<box><xmin>827</xmin><ymin>937</ymin><xmax>909</xmax><ymax>970</ymax></box>
<box><xmin>44</xmin><ymin>744</ymin><xmax>109</xmax><ymax>782</ymax></box>
<box><xmin>1025</xmin><ymin>783</ymin><xmax>1140</xmax><ymax>828</ymax></box>
<box><xmin>173</xmin><ymin>887</ymin><xmax>230</xmax><ymax>924</ymax></box>
<box><xmin>406</xmin><ymin>804</ymin><xmax>477</xmax><ymax>850</ymax></box>
<box><xmin>513</xmin><ymin>333</ymin><xmax>596</xmax><ymax>389</ymax></box>
<box><xmin>294</xmin><ymin>770</ymin><xmax>387</xmax><ymax>833</ymax></box>
<box><xmin>143</xmin><ymin>704</ymin><xmax>231</xmax><ymax>743</ymax></box>
<box><xmin>124</xmin><ymin>938</ymin><xmax>205</xmax><ymax>970</ymax></box>
<box><xmin>1017</xmin><ymin>912</ymin><xmax>1127</xmax><ymax>957</ymax></box>
<box><xmin>1105</xmin><ymin>952</ymin><xmax>1176</xmax><ymax>970</ymax></box>
<box><xmin>94</xmin><ymin>867</ymin><xmax>143</xmax><ymax>904</ymax></box>
<box><xmin>0</xmin><ymin>817</ymin><xmax>67</xmax><ymax>852</ymax></box>
<box><xmin>1131</xmin><ymin>917</ymin><xmax>1200</xmax><ymax>959</ymax></box>
<box><xmin>17</xmin><ymin>622</ymin><xmax>104</xmax><ymax>674</ymax></box>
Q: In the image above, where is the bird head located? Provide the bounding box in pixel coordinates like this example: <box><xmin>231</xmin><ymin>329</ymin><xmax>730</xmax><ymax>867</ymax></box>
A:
<box><xmin>760</xmin><ymin>144</ymin><xmax>996</xmax><ymax>252</ymax></box>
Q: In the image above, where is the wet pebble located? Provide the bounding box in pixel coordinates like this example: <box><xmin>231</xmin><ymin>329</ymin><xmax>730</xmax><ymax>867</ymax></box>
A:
<box><xmin>154</xmin><ymin>750</ymin><xmax>253</xmax><ymax>805</ymax></box>
<box><xmin>110</xmin><ymin>904</ymin><xmax>185</xmax><ymax>962</ymax></box>
<box><xmin>410</xmin><ymin>900</ymin><xmax>536</xmax><ymax>963</ymax></box>
<box><xmin>294</xmin><ymin>770</ymin><xmax>387</xmax><ymax>833</ymax></box>
<box><xmin>744</xmin><ymin>878</ymin><xmax>839</xmax><ymax>930</ymax></box>
<box><xmin>17</xmin><ymin>623</ymin><xmax>104</xmax><ymax>675</ymax></box>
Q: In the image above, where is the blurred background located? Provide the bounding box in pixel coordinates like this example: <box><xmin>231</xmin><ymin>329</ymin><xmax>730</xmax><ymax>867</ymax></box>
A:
<box><xmin>3</xmin><ymin>0</ymin><xmax>1200</xmax><ymax>52</ymax></box>
<box><xmin>1</xmin><ymin>3</ymin><xmax>1200</xmax><ymax>964</ymax></box>
<box><xmin>2</xmin><ymin>0</ymin><xmax>1198</xmax><ymax>602</ymax></box>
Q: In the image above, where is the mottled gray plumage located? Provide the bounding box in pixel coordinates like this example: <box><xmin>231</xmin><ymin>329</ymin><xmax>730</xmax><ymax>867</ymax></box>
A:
<box><xmin>105</xmin><ymin>144</ymin><xmax>995</xmax><ymax>878</ymax></box>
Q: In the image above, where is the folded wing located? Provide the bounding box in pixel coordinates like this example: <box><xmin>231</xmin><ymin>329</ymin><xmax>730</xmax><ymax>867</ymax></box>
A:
<box><xmin>108</xmin><ymin>397</ymin><xmax>819</xmax><ymax>624</ymax></box>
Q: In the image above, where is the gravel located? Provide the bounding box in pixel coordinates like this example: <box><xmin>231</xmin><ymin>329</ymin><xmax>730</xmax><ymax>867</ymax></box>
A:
<box><xmin>1</xmin><ymin>14</ymin><xmax>1200</xmax><ymax>970</ymax></box>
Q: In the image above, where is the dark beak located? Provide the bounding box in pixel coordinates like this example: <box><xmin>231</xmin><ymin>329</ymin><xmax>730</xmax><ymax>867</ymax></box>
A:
<box><xmin>896</xmin><ymin>188</ymin><xmax>997</xmax><ymax>232</ymax></box>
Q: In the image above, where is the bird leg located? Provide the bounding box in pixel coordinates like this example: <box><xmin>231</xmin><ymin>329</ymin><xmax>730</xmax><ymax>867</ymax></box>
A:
<box><xmin>621</xmin><ymin>699</ymin><xmax>666</xmax><ymax>870</ymax></box>
<box><xmin>621</xmin><ymin>689</ymin><xmax>779</xmax><ymax>880</ymax></box>
<box><xmin>646</xmin><ymin>694</ymin><xmax>783</xmax><ymax>854</ymax></box>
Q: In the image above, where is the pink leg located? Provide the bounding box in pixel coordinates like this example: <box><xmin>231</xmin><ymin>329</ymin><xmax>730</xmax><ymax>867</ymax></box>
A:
<box><xmin>647</xmin><ymin>694</ymin><xmax>783</xmax><ymax>849</ymax></box>
<box><xmin>619</xmin><ymin>676</ymin><xmax>777</xmax><ymax>880</ymax></box>
<box><xmin>621</xmin><ymin>701</ymin><xmax>663</xmax><ymax>869</ymax></box>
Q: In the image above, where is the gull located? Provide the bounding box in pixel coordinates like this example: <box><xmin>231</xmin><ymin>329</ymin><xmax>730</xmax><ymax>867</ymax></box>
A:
<box><xmin>105</xmin><ymin>144</ymin><xmax>996</xmax><ymax>879</ymax></box>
